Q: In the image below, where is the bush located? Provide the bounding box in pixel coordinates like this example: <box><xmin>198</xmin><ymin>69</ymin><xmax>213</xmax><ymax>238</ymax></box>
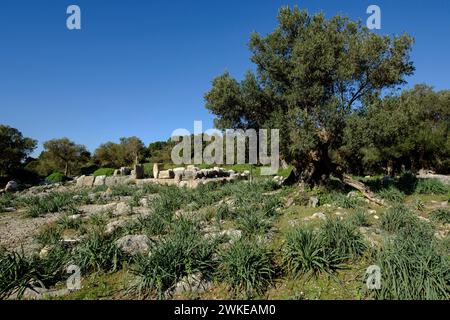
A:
<box><xmin>397</xmin><ymin>171</ymin><xmax>418</xmax><ymax>195</ymax></box>
<box><xmin>415</xmin><ymin>179</ymin><xmax>447</xmax><ymax>195</ymax></box>
<box><xmin>217</xmin><ymin>239</ymin><xmax>274</xmax><ymax>298</ymax></box>
<box><xmin>93</xmin><ymin>168</ymin><xmax>116</xmax><ymax>177</ymax></box>
<box><xmin>0</xmin><ymin>193</ymin><xmax>16</xmax><ymax>213</ymax></box>
<box><xmin>283</xmin><ymin>228</ymin><xmax>345</xmax><ymax>277</ymax></box>
<box><xmin>45</xmin><ymin>172</ymin><xmax>68</xmax><ymax>184</ymax></box>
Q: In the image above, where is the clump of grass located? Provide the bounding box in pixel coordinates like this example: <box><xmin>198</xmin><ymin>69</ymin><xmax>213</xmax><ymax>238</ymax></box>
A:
<box><xmin>429</xmin><ymin>208</ymin><xmax>450</xmax><ymax>224</ymax></box>
<box><xmin>236</xmin><ymin>209</ymin><xmax>271</xmax><ymax>237</ymax></box>
<box><xmin>0</xmin><ymin>193</ymin><xmax>16</xmax><ymax>212</ymax></box>
<box><xmin>415</xmin><ymin>178</ymin><xmax>447</xmax><ymax>195</ymax></box>
<box><xmin>368</xmin><ymin>233</ymin><xmax>450</xmax><ymax>300</ymax></box>
<box><xmin>217</xmin><ymin>239</ymin><xmax>274</xmax><ymax>298</ymax></box>
<box><xmin>283</xmin><ymin>228</ymin><xmax>345</xmax><ymax>277</ymax></box>
<box><xmin>323</xmin><ymin>192</ymin><xmax>363</xmax><ymax>209</ymax></box>
<box><xmin>377</xmin><ymin>186</ymin><xmax>405</xmax><ymax>203</ymax></box>
<box><xmin>74</xmin><ymin>230</ymin><xmax>124</xmax><ymax>273</ymax></box>
<box><xmin>0</xmin><ymin>245</ymin><xmax>69</xmax><ymax>299</ymax></box>
<box><xmin>380</xmin><ymin>205</ymin><xmax>417</xmax><ymax>233</ymax></box>
<box><xmin>320</xmin><ymin>218</ymin><xmax>367</xmax><ymax>259</ymax></box>
<box><xmin>23</xmin><ymin>192</ymin><xmax>78</xmax><ymax>217</ymax></box>
<box><xmin>131</xmin><ymin>218</ymin><xmax>218</xmax><ymax>298</ymax></box>
<box><xmin>349</xmin><ymin>209</ymin><xmax>371</xmax><ymax>227</ymax></box>
<box><xmin>215</xmin><ymin>203</ymin><xmax>235</xmax><ymax>221</ymax></box>
<box><xmin>262</xmin><ymin>195</ymin><xmax>283</xmax><ymax>217</ymax></box>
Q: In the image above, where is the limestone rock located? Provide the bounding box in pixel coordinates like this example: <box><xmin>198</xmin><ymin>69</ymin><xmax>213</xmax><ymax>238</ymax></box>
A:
<box><xmin>82</xmin><ymin>176</ymin><xmax>95</xmax><ymax>188</ymax></box>
<box><xmin>116</xmin><ymin>235</ymin><xmax>150</xmax><ymax>255</ymax></box>
<box><xmin>153</xmin><ymin>163</ymin><xmax>163</xmax><ymax>179</ymax></box>
<box><xmin>76</xmin><ymin>175</ymin><xmax>86</xmax><ymax>188</ymax></box>
<box><xmin>93</xmin><ymin>175</ymin><xmax>106</xmax><ymax>186</ymax></box>
<box><xmin>309</xmin><ymin>197</ymin><xmax>319</xmax><ymax>208</ymax></box>
<box><xmin>159</xmin><ymin>169</ymin><xmax>174</xmax><ymax>179</ymax></box>
<box><xmin>5</xmin><ymin>180</ymin><xmax>18</xmax><ymax>192</ymax></box>
<box><xmin>114</xmin><ymin>202</ymin><xmax>131</xmax><ymax>216</ymax></box>
<box><xmin>120</xmin><ymin>167</ymin><xmax>131</xmax><ymax>176</ymax></box>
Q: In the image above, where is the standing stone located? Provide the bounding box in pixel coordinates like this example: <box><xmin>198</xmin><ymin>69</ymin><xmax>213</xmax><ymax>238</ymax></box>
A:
<box><xmin>133</xmin><ymin>164</ymin><xmax>145</xmax><ymax>179</ymax></box>
<box><xmin>153</xmin><ymin>163</ymin><xmax>163</xmax><ymax>179</ymax></box>
<box><xmin>5</xmin><ymin>181</ymin><xmax>18</xmax><ymax>192</ymax></box>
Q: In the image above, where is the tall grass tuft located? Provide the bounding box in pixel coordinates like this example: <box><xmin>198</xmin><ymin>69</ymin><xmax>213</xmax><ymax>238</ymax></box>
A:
<box><xmin>415</xmin><ymin>178</ymin><xmax>447</xmax><ymax>195</ymax></box>
<box><xmin>429</xmin><ymin>208</ymin><xmax>450</xmax><ymax>224</ymax></box>
<box><xmin>217</xmin><ymin>239</ymin><xmax>274</xmax><ymax>298</ymax></box>
<box><xmin>23</xmin><ymin>192</ymin><xmax>78</xmax><ymax>217</ymax></box>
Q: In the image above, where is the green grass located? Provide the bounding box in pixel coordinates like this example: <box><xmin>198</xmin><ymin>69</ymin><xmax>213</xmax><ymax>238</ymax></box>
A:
<box><xmin>415</xmin><ymin>178</ymin><xmax>448</xmax><ymax>195</ymax></box>
<box><xmin>93</xmin><ymin>168</ymin><xmax>115</xmax><ymax>177</ymax></box>
<box><xmin>429</xmin><ymin>208</ymin><xmax>450</xmax><ymax>224</ymax></box>
<box><xmin>22</xmin><ymin>192</ymin><xmax>78</xmax><ymax>217</ymax></box>
<box><xmin>0</xmin><ymin>193</ymin><xmax>16</xmax><ymax>213</ymax></box>
<box><xmin>216</xmin><ymin>238</ymin><xmax>275</xmax><ymax>298</ymax></box>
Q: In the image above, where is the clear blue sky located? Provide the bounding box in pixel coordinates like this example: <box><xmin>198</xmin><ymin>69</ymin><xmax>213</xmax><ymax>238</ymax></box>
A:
<box><xmin>1</xmin><ymin>0</ymin><xmax>449</xmax><ymax>156</ymax></box>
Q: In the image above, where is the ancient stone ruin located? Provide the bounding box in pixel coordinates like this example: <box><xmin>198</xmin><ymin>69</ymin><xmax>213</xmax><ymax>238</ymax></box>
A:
<box><xmin>75</xmin><ymin>164</ymin><xmax>249</xmax><ymax>189</ymax></box>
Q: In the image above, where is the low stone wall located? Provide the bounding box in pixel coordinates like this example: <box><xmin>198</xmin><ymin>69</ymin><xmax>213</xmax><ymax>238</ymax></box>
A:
<box><xmin>76</xmin><ymin>165</ymin><xmax>249</xmax><ymax>189</ymax></box>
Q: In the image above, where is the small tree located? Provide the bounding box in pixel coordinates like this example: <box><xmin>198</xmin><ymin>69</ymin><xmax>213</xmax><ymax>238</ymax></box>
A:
<box><xmin>41</xmin><ymin>138</ymin><xmax>90</xmax><ymax>176</ymax></box>
<box><xmin>0</xmin><ymin>125</ymin><xmax>37</xmax><ymax>177</ymax></box>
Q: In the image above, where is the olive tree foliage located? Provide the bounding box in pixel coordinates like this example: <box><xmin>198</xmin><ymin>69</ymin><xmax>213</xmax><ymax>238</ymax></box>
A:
<box><xmin>94</xmin><ymin>136</ymin><xmax>145</xmax><ymax>168</ymax></box>
<box><xmin>204</xmin><ymin>7</ymin><xmax>414</xmax><ymax>184</ymax></box>
<box><xmin>343</xmin><ymin>85</ymin><xmax>450</xmax><ymax>175</ymax></box>
<box><xmin>0</xmin><ymin>125</ymin><xmax>37</xmax><ymax>177</ymax></box>
<box><xmin>40</xmin><ymin>138</ymin><xmax>90</xmax><ymax>176</ymax></box>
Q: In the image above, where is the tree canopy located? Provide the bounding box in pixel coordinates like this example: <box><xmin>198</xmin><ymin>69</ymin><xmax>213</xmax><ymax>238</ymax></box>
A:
<box><xmin>205</xmin><ymin>7</ymin><xmax>415</xmax><ymax>183</ymax></box>
<box><xmin>0</xmin><ymin>125</ymin><xmax>37</xmax><ymax>177</ymax></box>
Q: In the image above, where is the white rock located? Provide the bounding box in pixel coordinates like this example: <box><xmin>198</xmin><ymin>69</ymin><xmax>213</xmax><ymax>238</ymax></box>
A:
<box><xmin>116</xmin><ymin>235</ymin><xmax>150</xmax><ymax>255</ymax></box>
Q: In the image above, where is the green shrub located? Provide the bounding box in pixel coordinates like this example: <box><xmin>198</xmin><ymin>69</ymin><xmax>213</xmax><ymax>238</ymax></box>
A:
<box><xmin>397</xmin><ymin>171</ymin><xmax>418</xmax><ymax>195</ymax></box>
<box><xmin>45</xmin><ymin>172</ymin><xmax>68</xmax><ymax>184</ymax></box>
<box><xmin>283</xmin><ymin>228</ymin><xmax>345</xmax><ymax>277</ymax></box>
<box><xmin>430</xmin><ymin>208</ymin><xmax>450</xmax><ymax>224</ymax></box>
<box><xmin>415</xmin><ymin>178</ymin><xmax>447</xmax><ymax>195</ymax></box>
<box><xmin>93</xmin><ymin>168</ymin><xmax>116</xmax><ymax>177</ymax></box>
<box><xmin>217</xmin><ymin>239</ymin><xmax>274</xmax><ymax>298</ymax></box>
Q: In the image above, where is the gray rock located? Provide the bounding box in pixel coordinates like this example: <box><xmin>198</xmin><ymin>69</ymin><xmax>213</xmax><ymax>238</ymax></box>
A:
<box><xmin>116</xmin><ymin>235</ymin><xmax>150</xmax><ymax>255</ymax></box>
<box><xmin>171</xmin><ymin>272</ymin><xmax>212</xmax><ymax>296</ymax></box>
<box><xmin>312</xmin><ymin>212</ymin><xmax>327</xmax><ymax>220</ymax></box>
<box><xmin>76</xmin><ymin>175</ymin><xmax>86</xmax><ymax>187</ymax></box>
<box><xmin>93</xmin><ymin>175</ymin><xmax>106</xmax><ymax>186</ymax></box>
<box><xmin>114</xmin><ymin>202</ymin><xmax>131</xmax><ymax>216</ymax></box>
<box><xmin>5</xmin><ymin>180</ymin><xmax>18</xmax><ymax>192</ymax></box>
<box><xmin>183</xmin><ymin>169</ymin><xmax>197</xmax><ymax>180</ymax></box>
<box><xmin>113</xmin><ymin>169</ymin><xmax>121</xmax><ymax>176</ymax></box>
<box><xmin>309</xmin><ymin>197</ymin><xmax>319</xmax><ymax>208</ymax></box>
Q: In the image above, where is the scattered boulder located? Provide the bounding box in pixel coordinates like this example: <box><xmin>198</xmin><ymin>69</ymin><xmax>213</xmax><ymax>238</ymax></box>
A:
<box><xmin>82</xmin><ymin>176</ymin><xmax>95</xmax><ymax>188</ymax></box>
<box><xmin>116</xmin><ymin>235</ymin><xmax>150</xmax><ymax>255</ymax></box>
<box><xmin>5</xmin><ymin>180</ymin><xmax>18</xmax><ymax>192</ymax></box>
<box><xmin>76</xmin><ymin>175</ymin><xmax>86</xmax><ymax>187</ymax></box>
